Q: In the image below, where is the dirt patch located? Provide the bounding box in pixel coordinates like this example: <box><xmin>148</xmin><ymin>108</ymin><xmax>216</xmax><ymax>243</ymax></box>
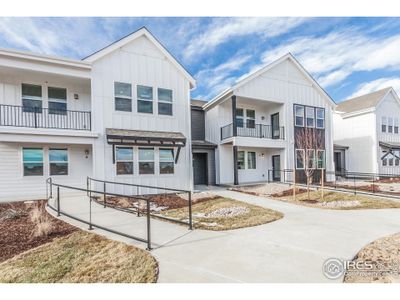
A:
<box><xmin>375</xmin><ymin>177</ymin><xmax>400</xmax><ymax>183</ymax></box>
<box><xmin>0</xmin><ymin>200</ymin><xmax>76</xmax><ymax>263</ymax></box>
<box><xmin>270</xmin><ymin>188</ymin><xmax>308</xmax><ymax>197</ymax></box>
<box><xmin>326</xmin><ymin>183</ymin><xmax>382</xmax><ymax>193</ymax></box>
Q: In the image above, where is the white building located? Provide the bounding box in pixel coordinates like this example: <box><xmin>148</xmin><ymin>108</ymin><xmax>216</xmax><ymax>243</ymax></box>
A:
<box><xmin>203</xmin><ymin>53</ymin><xmax>336</xmax><ymax>185</ymax></box>
<box><xmin>333</xmin><ymin>87</ymin><xmax>400</xmax><ymax>175</ymax></box>
<box><xmin>0</xmin><ymin>27</ymin><xmax>195</xmax><ymax>202</ymax></box>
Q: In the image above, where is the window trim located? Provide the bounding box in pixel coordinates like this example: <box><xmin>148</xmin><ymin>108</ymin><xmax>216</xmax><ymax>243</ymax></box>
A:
<box><xmin>115</xmin><ymin>146</ymin><xmax>134</xmax><ymax>175</ymax></box>
<box><xmin>306</xmin><ymin>107</ymin><xmax>315</xmax><ymax>128</ymax></box>
<box><xmin>245</xmin><ymin>109</ymin><xmax>256</xmax><ymax>129</ymax></box>
<box><xmin>237</xmin><ymin>150</ymin><xmax>245</xmax><ymax>169</ymax></box>
<box><xmin>236</xmin><ymin>108</ymin><xmax>244</xmax><ymax>128</ymax></box>
<box><xmin>316</xmin><ymin>149</ymin><xmax>325</xmax><ymax>169</ymax></box>
<box><xmin>316</xmin><ymin>108</ymin><xmax>325</xmax><ymax>129</ymax></box>
<box><xmin>295</xmin><ymin>149</ymin><xmax>305</xmax><ymax>169</ymax></box>
<box><xmin>114</xmin><ymin>82</ymin><xmax>132</xmax><ymax>112</ymax></box>
<box><xmin>21</xmin><ymin>83</ymin><xmax>43</xmax><ymax>113</ymax></box>
<box><xmin>388</xmin><ymin>117</ymin><xmax>393</xmax><ymax>133</ymax></box>
<box><xmin>247</xmin><ymin>151</ymin><xmax>256</xmax><ymax>169</ymax></box>
<box><xmin>382</xmin><ymin>116</ymin><xmax>387</xmax><ymax>133</ymax></box>
<box><xmin>48</xmin><ymin>86</ymin><xmax>68</xmax><ymax>115</ymax></box>
<box><xmin>22</xmin><ymin>147</ymin><xmax>44</xmax><ymax>177</ymax></box>
<box><xmin>49</xmin><ymin>148</ymin><xmax>69</xmax><ymax>176</ymax></box>
<box><xmin>395</xmin><ymin>118</ymin><xmax>399</xmax><ymax>134</ymax></box>
<box><xmin>157</xmin><ymin>88</ymin><xmax>173</xmax><ymax>116</ymax></box>
<box><xmin>159</xmin><ymin>148</ymin><xmax>175</xmax><ymax>174</ymax></box>
<box><xmin>294</xmin><ymin>105</ymin><xmax>305</xmax><ymax>127</ymax></box>
<box><xmin>307</xmin><ymin>149</ymin><xmax>316</xmax><ymax>169</ymax></box>
<box><xmin>137</xmin><ymin>85</ymin><xmax>153</xmax><ymax>114</ymax></box>
<box><xmin>138</xmin><ymin>147</ymin><xmax>155</xmax><ymax>174</ymax></box>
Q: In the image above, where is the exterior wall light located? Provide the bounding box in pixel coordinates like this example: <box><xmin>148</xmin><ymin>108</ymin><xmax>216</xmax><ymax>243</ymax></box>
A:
<box><xmin>85</xmin><ymin>149</ymin><xmax>90</xmax><ymax>158</ymax></box>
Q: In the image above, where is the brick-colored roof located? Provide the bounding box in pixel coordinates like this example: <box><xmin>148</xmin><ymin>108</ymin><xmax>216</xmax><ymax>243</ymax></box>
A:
<box><xmin>337</xmin><ymin>87</ymin><xmax>391</xmax><ymax>114</ymax></box>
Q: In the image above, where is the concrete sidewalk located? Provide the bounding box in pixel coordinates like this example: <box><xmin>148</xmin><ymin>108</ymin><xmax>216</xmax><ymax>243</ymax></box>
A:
<box><xmin>47</xmin><ymin>189</ymin><xmax>400</xmax><ymax>283</ymax></box>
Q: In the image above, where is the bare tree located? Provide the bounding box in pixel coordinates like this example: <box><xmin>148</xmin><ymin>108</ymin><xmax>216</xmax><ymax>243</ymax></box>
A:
<box><xmin>295</xmin><ymin>128</ymin><xmax>324</xmax><ymax>200</ymax></box>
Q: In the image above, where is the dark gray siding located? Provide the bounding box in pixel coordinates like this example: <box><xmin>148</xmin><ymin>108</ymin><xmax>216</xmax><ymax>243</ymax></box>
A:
<box><xmin>192</xmin><ymin>148</ymin><xmax>216</xmax><ymax>185</ymax></box>
<box><xmin>191</xmin><ymin>108</ymin><xmax>205</xmax><ymax>140</ymax></box>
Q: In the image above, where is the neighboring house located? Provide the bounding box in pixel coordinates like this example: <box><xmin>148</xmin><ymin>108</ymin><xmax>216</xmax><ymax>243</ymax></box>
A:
<box><xmin>0</xmin><ymin>27</ymin><xmax>195</xmax><ymax>202</ymax></box>
<box><xmin>333</xmin><ymin>87</ymin><xmax>400</xmax><ymax>175</ymax></box>
<box><xmin>203</xmin><ymin>53</ymin><xmax>336</xmax><ymax>185</ymax></box>
<box><xmin>190</xmin><ymin>99</ymin><xmax>217</xmax><ymax>185</ymax></box>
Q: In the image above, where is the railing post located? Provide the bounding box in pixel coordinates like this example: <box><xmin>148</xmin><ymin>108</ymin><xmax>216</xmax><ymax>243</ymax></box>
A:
<box><xmin>34</xmin><ymin>107</ymin><xmax>38</xmax><ymax>128</ymax></box>
<box><xmin>86</xmin><ymin>177</ymin><xmax>89</xmax><ymax>197</ymax></box>
<box><xmin>188</xmin><ymin>191</ymin><xmax>193</xmax><ymax>230</ymax></box>
<box><xmin>372</xmin><ymin>176</ymin><xmax>375</xmax><ymax>194</ymax></box>
<box><xmin>89</xmin><ymin>196</ymin><xmax>93</xmax><ymax>230</ymax></box>
<box><xmin>146</xmin><ymin>200</ymin><xmax>151</xmax><ymax>251</ymax></box>
<box><xmin>49</xmin><ymin>177</ymin><xmax>53</xmax><ymax>199</ymax></box>
<box><xmin>103</xmin><ymin>182</ymin><xmax>106</xmax><ymax>208</ymax></box>
<box><xmin>57</xmin><ymin>186</ymin><xmax>60</xmax><ymax>217</ymax></box>
<box><xmin>354</xmin><ymin>176</ymin><xmax>356</xmax><ymax>195</ymax></box>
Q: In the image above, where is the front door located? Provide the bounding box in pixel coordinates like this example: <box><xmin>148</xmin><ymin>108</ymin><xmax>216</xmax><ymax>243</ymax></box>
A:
<box><xmin>334</xmin><ymin>152</ymin><xmax>344</xmax><ymax>176</ymax></box>
<box><xmin>271</xmin><ymin>113</ymin><xmax>280</xmax><ymax>139</ymax></box>
<box><xmin>193</xmin><ymin>153</ymin><xmax>208</xmax><ymax>185</ymax></box>
<box><xmin>272</xmin><ymin>155</ymin><xmax>281</xmax><ymax>181</ymax></box>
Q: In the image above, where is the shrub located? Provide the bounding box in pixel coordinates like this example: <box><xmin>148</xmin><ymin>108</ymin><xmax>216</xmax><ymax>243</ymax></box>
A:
<box><xmin>29</xmin><ymin>202</ymin><xmax>54</xmax><ymax>238</ymax></box>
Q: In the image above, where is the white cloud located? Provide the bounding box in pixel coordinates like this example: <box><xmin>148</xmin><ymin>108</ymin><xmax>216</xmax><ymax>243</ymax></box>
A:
<box><xmin>348</xmin><ymin>77</ymin><xmax>400</xmax><ymax>99</ymax></box>
<box><xmin>184</xmin><ymin>17</ymin><xmax>306</xmax><ymax>62</ymax></box>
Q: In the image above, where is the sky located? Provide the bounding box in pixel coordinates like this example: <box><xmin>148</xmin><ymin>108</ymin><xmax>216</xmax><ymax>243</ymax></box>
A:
<box><xmin>1</xmin><ymin>17</ymin><xmax>400</xmax><ymax>103</ymax></box>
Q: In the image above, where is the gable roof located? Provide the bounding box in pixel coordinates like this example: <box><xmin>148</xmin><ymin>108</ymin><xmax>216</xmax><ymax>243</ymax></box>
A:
<box><xmin>83</xmin><ymin>27</ymin><xmax>196</xmax><ymax>88</ymax></box>
<box><xmin>204</xmin><ymin>53</ymin><xmax>336</xmax><ymax>110</ymax></box>
<box><xmin>336</xmin><ymin>87</ymin><xmax>393</xmax><ymax>114</ymax></box>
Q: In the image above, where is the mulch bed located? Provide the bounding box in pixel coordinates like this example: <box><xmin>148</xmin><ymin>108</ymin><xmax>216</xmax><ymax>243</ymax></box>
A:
<box><xmin>0</xmin><ymin>200</ymin><xmax>77</xmax><ymax>263</ymax></box>
<box><xmin>375</xmin><ymin>177</ymin><xmax>400</xmax><ymax>183</ymax></box>
<box><xmin>270</xmin><ymin>188</ymin><xmax>308</xmax><ymax>197</ymax></box>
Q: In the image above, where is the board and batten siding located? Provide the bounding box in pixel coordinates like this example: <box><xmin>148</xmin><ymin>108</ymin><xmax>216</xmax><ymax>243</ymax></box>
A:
<box><xmin>191</xmin><ymin>107</ymin><xmax>206</xmax><ymax>141</ymax></box>
<box><xmin>90</xmin><ymin>35</ymin><xmax>193</xmax><ymax>192</ymax></box>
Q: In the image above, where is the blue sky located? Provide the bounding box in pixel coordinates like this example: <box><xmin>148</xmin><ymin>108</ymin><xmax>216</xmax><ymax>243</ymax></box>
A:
<box><xmin>1</xmin><ymin>17</ymin><xmax>400</xmax><ymax>102</ymax></box>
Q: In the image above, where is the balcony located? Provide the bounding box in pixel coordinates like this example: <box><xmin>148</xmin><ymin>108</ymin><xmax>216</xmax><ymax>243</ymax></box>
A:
<box><xmin>0</xmin><ymin>104</ymin><xmax>91</xmax><ymax>131</ymax></box>
<box><xmin>221</xmin><ymin>123</ymin><xmax>284</xmax><ymax>140</ymax></box>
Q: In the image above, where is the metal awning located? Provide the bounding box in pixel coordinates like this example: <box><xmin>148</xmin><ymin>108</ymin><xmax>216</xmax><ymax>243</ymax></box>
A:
<box><xmin>379</xmin><ymin>141</ymin><xmax>400</xmax><ymax>160</ymax></box>
<box><xmin>334</xmin><ymin>144</ymin><xmax>349</xmax><ymax>150</ymax></box>
<box><xmin>192</xmin><ymin>140</ymin><xmax>217</xmax><ymax>149</ymax></box>
<box><xmin>106</xmin><ymin>128</ymin><xmax>186</xmax><ymax>164</ymax></box>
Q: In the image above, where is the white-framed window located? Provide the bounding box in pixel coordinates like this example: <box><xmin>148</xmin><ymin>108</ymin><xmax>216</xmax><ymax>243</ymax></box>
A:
<box><xmin>396</xmin><ymin>158</ymin><xmax>399</xmax><ymax>166</ymax></box>
<box><xmin>307</xmin><ymin>149</ymin><xmax>316</xmax><ymax>169</ymax></box>
<box><xmin>159</xmin><ymin>148</ymin><xmax>174</xmax><ymax>174</ymax></box>
<box><xmin>139</xmin><ymin>148</ymin><xmax>155</xmax><ymax>174</ymax></box>
<box><xmin>237</xmin><ymin>151</ymin><xmax>245</xmax><ymax>169</ymax></box>
<box><xmin>388</xmin><ymin>117</ymin><xmax>393</xmax><ymax>133</ymax></box>
<box><xmin>158</xmin><ymin>88</ymin><xmax>173</xmax><ymax>116</ymax></box>
<box><xmin>49</xmin><ymin>148</ymin><xmax>68</xmax><ymax>176</ymax></box>
<box><xmin>317</xmin><ymin>149</ymin><xmax>325</xmax><ymax>169</ymax></box>
<box><xmin>306</xmin><ymin>107</ymin><xmax>315</xmax><ymax>128</ymax></box>
<box><xmin>22</xmin><ymin>148</ymin><xmax>43</xmax><ymax>176</ymax></box>
<box><xmin>395</xmin><ymin>118</ymin><xmax>399</xmax><ymax>134</ymax></box>
<box><xmin>236</xmin><ymin>108</ymin><xmax>244</xmax><ymax>128</ymax></box>
<box><xmin>382</xmin><ymin>116</ymin><xmax>387</xmax><ymax>133</ymax></box>
<box><xmin>246</xmin><ymin>109</ymin><xmax>256</xmax><ymax>129</ymax></box>
<box><xmin>115</xmin><ymin>147</ymin><xmax>134</xmax><ymax>175</ymax></box>
<box><xmin>247</xmin><ymin>151</ymin><xmax>256</xmax><ymax>169</ymax></box>
<box><xmin>295</xmin><ymin>149</ymin><xmax>305</xmax><ymax>169</ymax></box>
<box><xmin>294</xmin><ymin>105</ymin><xmax>304</xmax><ymax>127</ymax></box>
<box><xmin>48</xmin><ymin>87</ymin><xmax>67</xmax><ymax>115</ymax></box>
<box><xmin>137</xmin><ymin>85</ymin><xmax>153</xmax><ymax>114</ymax></box>
<box><xmin>389</xmin><ymin>157</ymin><xmax>394</xmax><ymax>166</ymax></box>
<box><xmin>22</xmin><ymin>83</ymin><xmax>42</xmax><ymax>113</ymax></box>
<box><xmin>316</xmin><ymin>108</ymin><xmax>325</xmax><ymax>129</ymax></box>
<box><xmin>114</xmin><ymin>82</ymin><xmax>132</xmax><ymax>112</ymax></box>
<box><xmin>382</xmin><ymin>158</ymin><xmax>387</xmax><ymax>166</ymax></box>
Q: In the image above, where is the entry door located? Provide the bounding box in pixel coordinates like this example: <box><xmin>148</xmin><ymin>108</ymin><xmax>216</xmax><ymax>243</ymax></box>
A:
<box><xmin>271</xmin><ymin>113</ymin><xmax>280</xmax><ymax>139</ymax></box>
<box><xmin>272</xmin><ymin>155</ymin><xmax>281</xmax><ymax>181</ymax></box>
<box><xmin>334</xmin><ymin>152</ymin><xmax>344</xmax><ymax>176</ymax></box>
<box><xmin>193</xmin><ymin>153</ymin><xmax>208</xmax><ymax>185</ymax></box>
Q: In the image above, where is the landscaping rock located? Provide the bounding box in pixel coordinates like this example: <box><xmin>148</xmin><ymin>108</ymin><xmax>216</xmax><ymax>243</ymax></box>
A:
<box><xmin>205</xmin><ymin>206</ymin><xmax>250</xmax><ymax>218</ymax></box>
<box><xmin>0</xmin><ymin>209</ymin><xmax>25</xmax><ymax>222</ymax></box>
<box><xmin>319</xmin><ymin>200</ymin><xmax>361</xmax><ymax>208</ymax></box>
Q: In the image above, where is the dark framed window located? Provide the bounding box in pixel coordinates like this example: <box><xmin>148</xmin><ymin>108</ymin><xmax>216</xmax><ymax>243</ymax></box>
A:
<box><xmin>158</xmin><ymin>88</ymin><xmax>173</xmax><ymax>116</ymax></box>
<box><xmin>294</xmin><ymin>105</ymin><xmax>304</xmax><ymax>127</ymax></box>
<box><xmin>139</xmin><ymin>148</ymin><xmax>154</xmax><ymax>174</ymax></box>
<box><xmin>306</xmin><ymin>107</ymin><xmax>315</xmax><ymax>128</ymax></box>
<box><xmin>388</xmin><ymin>117</ymin><xmax>393</xmax><ymax>133</ymax></box>
<box><xmin>389</xmin><ymin>158</ymin><xmax>394</xmax><ymax>166</ymax></box>
<box><xmin>159</xmin><ymin>148</ymin><xmax>174</xmax><ymax>174</ymax></box>
<box><xmin>317</xmin><ymin>149</ymin><xmax>325</xmax><ymax>169</ymax></box>
<box><xmin>247</xmin><ymin>151</ymin><xmax>256</xmax><ymax>169</ymax></box>
<box><xmin>246</xmin><ymin>109</ymin><xmax>256</xmax><ymax>128</ymax></box>
<box><xmin>22</xmin><ymin>83</ymin><xmax>42</xmax><ymax>113</ymax></box>
<box><xmin>236</xmin><ymin>108</ymin><xmax>244</xmax><ymax>128</ymax></box>
<box><xmin>296</xmin><ymin>149</ymin><xmax>305</xmax><ymax>169</ymax></box>
<box><xmin>237</xmin><ymin>151</ymin><xmax>245</xmax><ymax>169</ymax></box>
<box><xmin>23</xmin><ymin>148</ymin><xmax>43</xmax><ymax>176</ymax></box>
<box><xmin>48</xmin><ymin>87</ymin><xmax>67</xmax><ymax>115</ymax></box>
<box><xmin>382</xmin><ymin>158</ymin><xmax>387</xmax><ymax>166</ymax></box>
<box><xmin>396</xmin><ymin>158</ymin><xmax>399</xmax><ymax>166</ymax></box>
<box><xmin>49</xmin><ymin>149</ymin><xmax>68</xmax><ymax>175</ymax></box>
<box><xmin>137</xmin><ymin>85</ymin><xmax>153</xmax><ymax>114</ymax></box>
<box><xmin>114</xmin><ymin>82</ymin><xmax>132</xmax><ymax>112</ymax></box>
<box><xmin>316</xmin><ymin>108</ymin><xmax>325</xmax><ymax>129</ymax></box>
<box><xmin>382</xmin><ymin>117</ymin><xmax>387</xmax><ymax>133</ymax></box>
<box><xmin>307</xmin><ymin>149</ymin><xmax>316</xmax><ymax>169</ymax></box>
<box><xmin>116</xmin><ymin>147</ymin><xmax>133</xmax><ymax>175</ymax></box>
<box><xmin>395</xmin><ymin>118</ymin><xmax>399</xmax><ymax>134</ymax></box>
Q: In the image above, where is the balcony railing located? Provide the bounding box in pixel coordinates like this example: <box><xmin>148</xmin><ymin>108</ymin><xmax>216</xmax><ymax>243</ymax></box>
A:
<box><xmin>0</xmin><ymin>104</ymin><xmax>91</xmax><ymax>131</ymax></box>
<box><xmin>221</xmin><ymin>123</ymin><xmax>285</xmax><ymax>140</ymax></box>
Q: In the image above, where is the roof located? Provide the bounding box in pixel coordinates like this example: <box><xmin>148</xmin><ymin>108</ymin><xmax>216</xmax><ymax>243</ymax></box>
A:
<box><xmin>379</xmin><ymin>141</ymin><xmax>400</xmax><ymax>150</ymax></box>
<box><xmin>191</xmin><ymin>99</ymin><xmax>208</xmax><ymax>108</ymax></box>
<box><xmin>204</xmin><ymin>53</ymin><xmax>336</xmax><ymax>110</ymax></box>
<box><xmin>191</xmin><ymin>140</ymin><xmax>217</xmax><ymax>149</ymax></box>
<box><xmin>83</xmin><ymin>27</ymin><xmax>196</xmax><ymax>89</ymax></box>
<box><xmin>336</xmin><ymin>87</ymin><xmax>392</xmax><ymax>114</ymax></box>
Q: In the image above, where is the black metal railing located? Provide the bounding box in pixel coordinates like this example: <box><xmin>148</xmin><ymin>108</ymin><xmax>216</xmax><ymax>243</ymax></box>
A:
<box><xmin>0</xmin><ymin>104</ymin><xmax>91</xmax><ymax>131</ymax></box>
<box><xmin>220</xmin><ymin>123</ymin><xmax>285</xmax><ymax>140</ymax></box>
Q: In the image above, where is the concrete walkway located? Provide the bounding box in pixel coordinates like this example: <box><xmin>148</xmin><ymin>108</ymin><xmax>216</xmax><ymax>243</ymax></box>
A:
<box><xmin>47</xmin><ymin>189</ymin><xmax>400</xmax><ymax>283</ymax></box>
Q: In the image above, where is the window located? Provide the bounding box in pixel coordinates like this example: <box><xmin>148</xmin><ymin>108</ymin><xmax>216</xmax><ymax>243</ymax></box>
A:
<box><xmin>382</xmin><ymin>158</ymin><xmax>387</xmax><ymax>166</ymax></box>
<box><xmin>296</xmin><ymin>149</ymin><xmax>305</xmax><ymax>169</ymax></box>
<box><xmin>389</xmin><ymin>158</ymin><xmax>394</xmax><ymax>166</ymax></box>
<box><xmin>137</xmin><ymin>85</ymin><xmax>153</xmax><ymax>114</ymax></box>
<box><xmin>48</xmin><ymin>87</ymin><xmax>67</xmax><ymax>115</ymax></box>
<box><xmin>294</xmin><ymin>105</ymin><xmax>304</xmax><ymax>127</ymax></box>
<box><xmin>306</xmin><ymin>107</ymin><xmax>315</xmax><ymax>128</ymax></box>
<box><xmin>388</xmin><ymin>117</ymin><xmax>393</xmax><ymax>133</ymax></box>
<box><xmin>246</xmin><ymin>109</ymin><xmax>256</xmax><ymax>129</ymax></box>
<box><xmin>396</xmin><ymin>158</ymin><xmax>399</xmax><ymax>166</ymax></box>
<box><xmin>114</xmin><ymin>82</ymin><xmax>132</xmax><ymax>112</ymax></box>
<box><xmin>236</xmin><ymin>108</ymin><xmax>244</xmax><ymax>128</ymax></box>
<box><xmin>139</xmin><ymin>148</ymin><xmax>154</xmax><ymax>174</ymax></box>
<box><xmin>158</xmin><ymin>88</ymin><xmax>173</xmax><ymax>116</ymax></box>
<box><xmin>23</xmin><ymin>148</ymin><xmax>43</xmax><ymax>176</ymax></box>
<box><xmin>316</xmin><ymin>108</ymin><xmax>325</xmax><ymax>129</ymax></box>
<box><xmin>247</xmin><ymin>151</ymin><xmax>256</xmax><ymax>169</ymax></box>
<box><xmin>382</xmin><ymin>116</ymin><xmax>387</xmax><ymax>133</ymax></box>
<box><xmin>49</xmin><ymin>149</ymin><xmax>68</xmax><ymax>175</ymax></box>
<box><xmin>237</xmin><ymin>151</ymin><xmax>245</xmax><ymax>169</ymax></box>
<box><xmin>159</xmin><ymin>148</ymin><xmax>174</xmax><ymax>174</ymax></box>
<box><xmin>395</xmin><ymin>118</ymin><xmax>399</xmax><ymax>134</ymax></box>
<box><xmin>116</xmin><ymin>147</ymin><xmax>133</xmax><ymax>175</ymax></box>
<box><xmin>317</xmin><ymin>149</ymin><xmax>325</xmax><ymax>169</ymax></box>
<box><xmin>307</xmin><ymin>149</ymin><xmax>316</xmax><ymax>169</ymax></box>
<box><xmin>22</xmin><ymin>84</ymin><xmax>42</xmax><ymax>113</ymax></box>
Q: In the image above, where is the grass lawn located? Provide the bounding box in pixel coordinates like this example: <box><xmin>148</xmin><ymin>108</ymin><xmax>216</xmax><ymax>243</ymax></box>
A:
<box><xmin>161</xmin><ymin>197</ymin><xmax>283</xmax><ymax>230</ymax></box>
<box><xmin>274</xmin><ymin>189</ymin><xmax>400</xmax><ymax>210</ymax></box>
<box><xmin>0</xmin><ymin>231</ymin><xmax>158</xmax><ymax>283</ymax></box>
